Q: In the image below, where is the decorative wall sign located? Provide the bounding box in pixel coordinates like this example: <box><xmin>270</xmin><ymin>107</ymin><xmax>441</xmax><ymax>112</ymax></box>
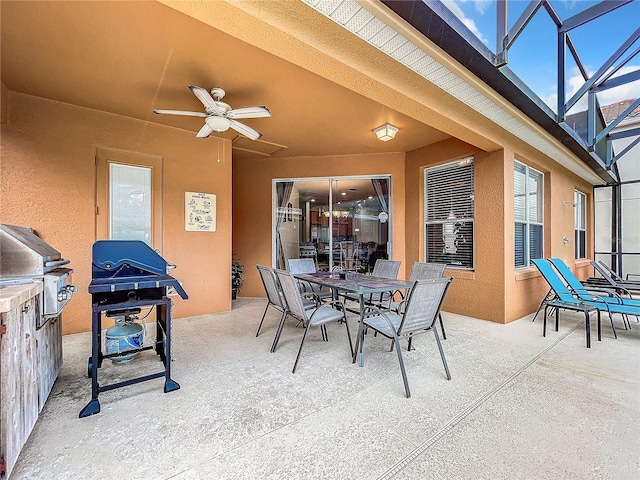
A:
<box><xmin>185</xmin><ymin>192</ymin><xmax>216</xmax><ymax>232</ymax></box>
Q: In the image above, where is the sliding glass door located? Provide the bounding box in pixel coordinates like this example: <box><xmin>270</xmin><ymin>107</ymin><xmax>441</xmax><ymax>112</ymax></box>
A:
<box><xmin>274</xmin><ymin>176</ymin><xmax>391</xmax><ymax>272</ymax></box>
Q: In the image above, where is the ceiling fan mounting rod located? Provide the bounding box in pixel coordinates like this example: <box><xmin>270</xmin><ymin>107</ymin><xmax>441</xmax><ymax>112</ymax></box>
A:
<box><xmin>210</xmin><ymin>87</ymin><xmax>225</xmax><ymax>100</ymax></box>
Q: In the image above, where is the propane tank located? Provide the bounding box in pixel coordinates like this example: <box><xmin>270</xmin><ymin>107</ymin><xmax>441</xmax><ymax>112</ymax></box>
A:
<box><xmin>105</xmin><ymin>314</ymin><xmax>144</xmax><ymax>364</ymax></box>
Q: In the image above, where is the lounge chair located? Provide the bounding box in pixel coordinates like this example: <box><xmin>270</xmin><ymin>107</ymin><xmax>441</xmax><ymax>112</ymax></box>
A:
<box><xmin>548</xmin><ymin>258</ymin><xmax>639</xmax><ymax>330</ymax></box>
<box><xmin>532</xmin><ymin>259</ymin><xmax>640</xmax><ymax>347</ymax></box>
<box><xmin>590</xmin><ymin>261</ymin><xmax>640</xmax><ymax>295</ymax></box>
<box><xmin>548</xmin><ymin>258</ymin><xmax>640</xmax><ymax>306</ymax></box>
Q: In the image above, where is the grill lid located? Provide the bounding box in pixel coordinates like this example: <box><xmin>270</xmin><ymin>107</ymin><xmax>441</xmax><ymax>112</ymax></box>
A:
<box><xmin>0</xmin><ymin>224</ymin><xmax>64</xmax><ymax>276</ymax></box>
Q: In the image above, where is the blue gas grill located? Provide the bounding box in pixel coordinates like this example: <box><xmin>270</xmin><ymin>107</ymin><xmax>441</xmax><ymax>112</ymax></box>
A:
<box><xmin>80</xmin><ymin>240</ymin><xmax>188</xmax><ymax>418</ymax></box>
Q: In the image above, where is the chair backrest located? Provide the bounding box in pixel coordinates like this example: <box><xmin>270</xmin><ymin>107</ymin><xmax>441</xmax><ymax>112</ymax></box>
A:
<box><xmin>548</xmin><ymin>258</ymin><xmax>591</xmax><ymax>295</ymax></box>
<box><xmin>398</xmin><ymin>277</ymin><xmax>452</xmax><ymax>335</ymax></box>
<box><xmin>597</xmin><ymin>261</ymin><xmax>624</xmax><ymax>283</ymax></box>
<box><xmin>256</xmin><ymin>264</ymin><xmax>285</xmax><ymax>309</ymax></box>
<box><xmin>531</xmin><ymin>259</ymin><xmax>576</xmax><ymax>302</ymax></box>
<box><xmin>339</xmin><ymin>241</ymin><xmax>357</xmax><ymax>269</ymax></box>
<box><xmin>275</xmin><ymin>269</ymin><xmax>310</xmax><ymax>321</ymax></box>
<box><xmin>371</xmin><ymin>259</ymin><xmax>401</xmax><ymax>279</ymax></box>
<box><xmin>409</xmin><ymin>262</ymin><xmax>446</xmax><ymax>281</ymax></box>
<box><xmin>288</xmin><ymin>258</ymin><xmax>317</xmax><ymax>274</ymax></box>
<box><xmin>590</xmin><ymin>261</ymin><xmax>620</xmax><ymax>287</ymax></box>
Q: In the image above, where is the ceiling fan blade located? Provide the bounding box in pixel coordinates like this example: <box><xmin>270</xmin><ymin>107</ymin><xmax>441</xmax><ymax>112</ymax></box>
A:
<box><xmin>153</xmin><ymin>109</ymin><xmax>207</xmax><ymax>117</ymax></box>
<box><xmin>226</xmin><ymin>106</ymin><xmax>272</xmax><ymax>119</ymax></box>
<box><xmin>229</xmin><ymin>119</ymin><xmax>262</xmax><ymax>141</ymax></box>
<box><xmin>188</xmin><ymin>85</ymin><xmax>224</xmax><ymax>115</ymax></box>
<box><xmin>196</xmin><ymin>123</ymin><xmax>214</xmax><ymax>138</ymax></box>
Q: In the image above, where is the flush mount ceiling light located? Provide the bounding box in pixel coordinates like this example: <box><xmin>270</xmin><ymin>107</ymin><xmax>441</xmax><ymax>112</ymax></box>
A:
<box><xmin>373</xmin><ymin>123</ymin><xmax>399</xmax><ymax>141</ymax></box>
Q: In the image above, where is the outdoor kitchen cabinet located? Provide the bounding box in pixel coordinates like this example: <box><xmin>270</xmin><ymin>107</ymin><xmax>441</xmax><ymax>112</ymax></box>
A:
<box><xmin>0</xmin><ymin>282</ymin><xmax>43</xmax><ymax>479</ymax></box>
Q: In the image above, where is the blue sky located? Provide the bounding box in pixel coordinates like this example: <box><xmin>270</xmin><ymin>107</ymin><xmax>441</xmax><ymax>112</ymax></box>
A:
<box><xmin>442</xmin><ymin>0</ymin><xmax>639</xmax><ymax>110</ymax></box>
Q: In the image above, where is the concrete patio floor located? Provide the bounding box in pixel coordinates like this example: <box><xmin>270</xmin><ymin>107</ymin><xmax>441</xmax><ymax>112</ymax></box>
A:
<box><xmin>10</xmin><ymin>298</ymin><xmax>640</xmax><ymax>479</ymax></box>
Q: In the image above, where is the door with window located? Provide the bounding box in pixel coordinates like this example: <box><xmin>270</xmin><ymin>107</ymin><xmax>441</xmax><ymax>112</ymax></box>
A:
<box><xmin>95</xmin><ymin>148</ymin><xmax>163</xmax><ymax>251</ymax></box>
<box><xmin>274</xmin><ymin>176</ymin><xmax>391</xmax><ymax>272</ymax></box>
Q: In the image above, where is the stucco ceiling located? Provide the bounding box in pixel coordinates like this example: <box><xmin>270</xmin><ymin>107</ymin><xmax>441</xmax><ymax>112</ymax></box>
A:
<box><xmin>0</xmin><ymin>0</ymin><xmax>451</xmax><ymax>160</ymax></box>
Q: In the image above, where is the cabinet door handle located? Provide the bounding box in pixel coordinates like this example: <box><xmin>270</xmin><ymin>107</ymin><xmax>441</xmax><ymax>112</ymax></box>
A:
<box><xmin>22</xmin><ymin>304</ymin><xmax>30</xmax><ymax>313</ymax></box>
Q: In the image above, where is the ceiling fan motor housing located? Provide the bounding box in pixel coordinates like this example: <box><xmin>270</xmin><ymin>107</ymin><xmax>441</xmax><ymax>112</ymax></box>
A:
<box><xmin>205</xmin><ymin>115</ymin><xmax>231</xmax><ymax>132</ymax></box>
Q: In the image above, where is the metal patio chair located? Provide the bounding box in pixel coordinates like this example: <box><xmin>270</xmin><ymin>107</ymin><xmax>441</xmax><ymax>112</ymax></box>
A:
<box><xmin>342</xmin><ymin>259</ymin><xmax>401</xmax><ymax>308</ymax></box>
<box><xmin>256</xmin><ymin>264</ymin><xmax>315</xmax><ymax>353</ymax></box>
<box><xmin>357</xmin><ymin>277</ymin><xmax>453</xmax><ymax>398</ymax></box>
<box><xmin>288</xmin><ymin>258</ymin><xmax>333</xmax><ymax>302</ymax></box>
<box><xmin>275</xmin><ymin>269</ymin><xmax>354</xmax><ymax>373</ymax></box>
<box><xmin>386</xmin><ymin>262</ymin><xmax>448</xmax><ymax>338</ymax></box>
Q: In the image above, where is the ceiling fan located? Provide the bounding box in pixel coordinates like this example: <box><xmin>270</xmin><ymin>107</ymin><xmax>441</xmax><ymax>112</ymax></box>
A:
<box><xmin>153</xmin><ymin>85</ymin><xmax>271</xmax><ymax>141</ymax></box>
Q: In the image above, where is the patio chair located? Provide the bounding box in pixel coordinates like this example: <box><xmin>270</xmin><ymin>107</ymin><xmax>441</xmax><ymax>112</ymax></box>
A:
<box><xmin>387</xmin><ymin>262</ymin><xmax>448</xmax><ymax>339</ymax></box>
<box><xmin>549</xmin><ymin>258</ymin><xmax>640</xmax><ymax>306</ymax></box>
<box><xmin>256</xmin><ymin>264</ymin><xmax>287</xmax><ymax>339</ymax></box>
<box><xmin>549</xmin><ymin>258</ymin><xmax>640</xmax><ymax>330</ymax></box>
<box><xmin>532</xmin><ymin>259</ymin><xmax>640</xmax><ymax>347</ymax></box>
<box><xmin>590</xmin><ymin>261</ymin><xmax>640</xmax><ymax>295</ymax></box>
<box><xmin>275</xmin><ymin>269</ymin><xmax>354</xmax><ymax>373</ymax></box>
<box><xmin>287</xmin><ymin>258</ymin><xmax>333</xmax><ymax>301</ymax></box>
<box><xmin>357</xmin><ymin>277</ymin><xmax>453</xmax><ymax>398</ymax></box>
<box><xmin>339</xmin><ymin>241</ymin><xmax>358</xmax><ymax>271</ymax></box>
<box><xmin>342</xmin><ymin>259</ymin><xmax>401</xmax><ymax>309</ymax></box>
<box><xmin>255</xmin><ymin>265</ymin><xmax>316</xmax><ymax>353</ymax></box>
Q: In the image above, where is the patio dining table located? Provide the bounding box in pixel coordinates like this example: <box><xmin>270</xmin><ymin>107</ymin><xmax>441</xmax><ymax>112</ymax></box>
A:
<box><xmin>293</xmin><ymin>271</ymin><xmax>414</xmax><ymax>366</ymax></box>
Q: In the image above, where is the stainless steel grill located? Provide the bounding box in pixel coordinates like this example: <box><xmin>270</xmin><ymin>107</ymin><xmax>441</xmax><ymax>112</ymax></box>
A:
<box><xmin>0</xmin><ymin>224</ymin><xmax>77</xmax><ymax>326</ymax></box>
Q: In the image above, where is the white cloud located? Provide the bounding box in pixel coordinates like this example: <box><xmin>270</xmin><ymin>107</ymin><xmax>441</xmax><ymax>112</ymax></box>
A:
<box><xmin>442</xmin><ymin>0</ymin><xmax>490</xmax><ymax>46</ymax></box>
<box><xmin>542</xmin><ymin>65</ymin><xmax>639</xmax><ymax>112</ymax></box>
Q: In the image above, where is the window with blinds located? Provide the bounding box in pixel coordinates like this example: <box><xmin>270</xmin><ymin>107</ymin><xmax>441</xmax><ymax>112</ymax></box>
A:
<box><xmin>514</xmin><ymin>161</ymin><xmax>544</xmax><ymax>268</ymax></box>
<box><xmin>424</xmin><ymin>158</ymin><xmax>474</xmax><ymax>268</ymax></box>
<box><xmin>574</xmin><ymin>190</ymin><xmax>587</xmax><ymax>259</ymax></box>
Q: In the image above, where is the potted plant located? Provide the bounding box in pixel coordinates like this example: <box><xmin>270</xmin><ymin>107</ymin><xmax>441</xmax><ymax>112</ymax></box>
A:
<box><xmin>232</xmin><ymin>257</ymin><xmax>244</xmax><ymax>300</ymax></box>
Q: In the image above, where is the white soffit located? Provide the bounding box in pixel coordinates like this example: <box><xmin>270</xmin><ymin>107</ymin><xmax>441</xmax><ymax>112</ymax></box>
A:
<box><xmin>301</xmin><ymin>0</ymin><xmax>604</xmax><ymax>185</ymax></box>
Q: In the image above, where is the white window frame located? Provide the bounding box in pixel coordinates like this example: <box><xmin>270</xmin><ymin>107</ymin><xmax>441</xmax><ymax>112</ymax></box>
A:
<box><xmin>574</xmin><ymin>190</ymin><xmax>587</xmax><ymax>259</ymax></box>
<box><xmin>514</xmin><ymin>161</ymin><xmax>544</xmax><ymax>268</ymax></box>
<box><xmin>424</xmin><ymin>157</ymin><xmax>475</xmax><ymax>269</ymax></box>
<box><xmin>95</xmin><ymin>147</ymin><xmax>163</xmax><ymax>252</ymax></box>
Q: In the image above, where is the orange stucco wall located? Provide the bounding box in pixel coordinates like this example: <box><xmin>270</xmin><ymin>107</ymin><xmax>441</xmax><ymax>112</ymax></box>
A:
<box><xmin>1</xmin><ymin>91</ymin><xmax>233</xmax><ymax>334</ymax></box>
<box><xmin>234</xmin><ymin>136</ymin><xmax>596</xmax><ymax>324</ymax></box>
<box><xmin>503</xmin><ymin>149</ymin><xmax>595</xmax><ymax>322</ymax></box>
<box><xmin>1</xmin><ymin>90</ymin><xmax>598</xmax><ymax>332</ymax></box>
<box><xmin>233</xmin><ymin>153</ymin><xmax>406</xmax><ymax>297</ymax></box>
<box><xmin>406</xmin><ymin>138</ymin><xmax>507</xmax><ymax>322</ymax></box>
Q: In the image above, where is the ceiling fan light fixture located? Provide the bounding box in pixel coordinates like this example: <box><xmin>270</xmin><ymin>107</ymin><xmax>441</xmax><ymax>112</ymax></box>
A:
<box><xmin>205</xmin><ymin>116</ymin><xmax>231</xmax><ymax>132</ymax></box>
<box><xmin>373</xmin><ymin>123</ymin><xmax>399</xmax><ymax>141</ymax></box>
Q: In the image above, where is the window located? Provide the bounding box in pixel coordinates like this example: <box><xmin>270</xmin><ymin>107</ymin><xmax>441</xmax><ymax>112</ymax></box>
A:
<box><xmin>95</xmin><ymin>148</ymin><xmax>163</xmax><ymax>252</ymax></box>
<box><xmin>424</xmin><ymin>158</ymin><xmax>474</xmax><ymax>268</ymax></box>
<box><xmin>574</xmin><ymin>190</ymin><xmax>587</xmax><ymax>259</ymax></box>
<box><xmin>514</xmin><ymin>161</ymin><xmax>543</xmax><ymax>268</ymax></box>
<box><xmin>109</xmin><ymin>163</ymin><xmax>152</xmax><ymax>244</ymax></box>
